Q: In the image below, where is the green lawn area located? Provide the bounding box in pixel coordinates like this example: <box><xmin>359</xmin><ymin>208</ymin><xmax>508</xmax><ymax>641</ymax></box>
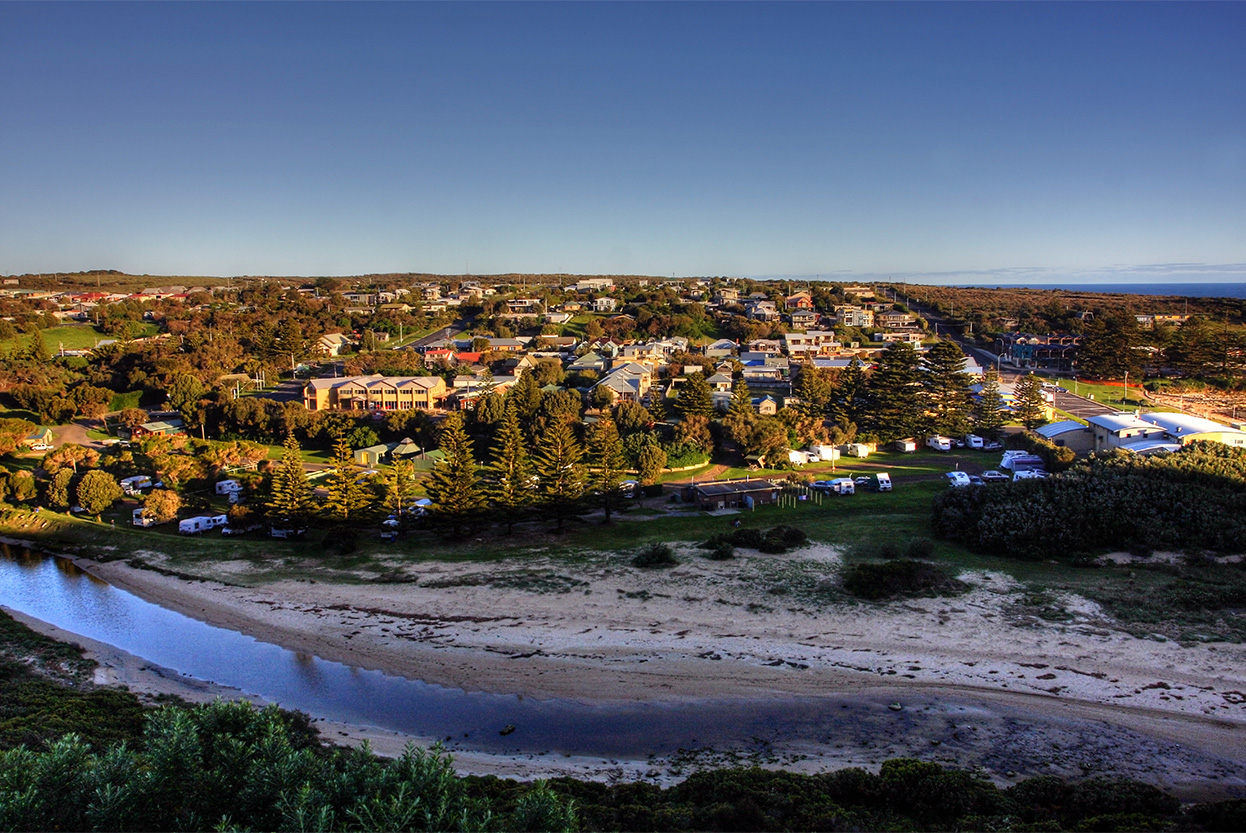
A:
<box><xmin>3</xmin><ymin>324</ymin><xmax>160</xmax><ymax>354</ymax></box>
<box><xmin>1055</xmin><ymin>379</ymin><xmax>1145</xmax><ymax>409</ymax></box>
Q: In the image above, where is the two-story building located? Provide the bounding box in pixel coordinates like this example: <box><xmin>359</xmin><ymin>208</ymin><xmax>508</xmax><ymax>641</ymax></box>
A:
<box><xmin>303</xmin><ymin>375</ymin><xmax>447</xmax><ymax>412</ymax></box>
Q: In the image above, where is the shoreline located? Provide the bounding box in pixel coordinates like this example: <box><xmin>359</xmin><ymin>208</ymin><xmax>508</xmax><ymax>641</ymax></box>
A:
<box><xmin>5</xmin><ymin>540</ymin><xmax>1246</xmax><ymax>797</ymax></box>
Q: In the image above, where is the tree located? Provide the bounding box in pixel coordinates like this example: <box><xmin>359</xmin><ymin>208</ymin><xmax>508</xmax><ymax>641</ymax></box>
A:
<box><xmin>793</xmin><ymin>364</ymin><xmax>833</xmax><ymax>418</ymax></box>
<box><xmin>612</xmin><ymin>400</ymin><xmax>651</xmax><ymax>434</ymax></box>
<box><xmin>587</xmin><ymin>417</ymin><xmax>628</xmax><ymax>523</ymax></box>
<box><xmin>1013</xmin><ymin>373</ymin><xmax>1048</xmax><ymax>429</ymax></box>
<box><xmin>383</xmin><ymin>459</ymin><xmax>417</xmax><ymax>519</ymax></box>
<box><xmin>676</xmin><ymin>372</ymin><xmax>714</xmax><ymax>419</ymax></box>
<box><xmin>861</xmin><ymin>342</ymin><xmax>923</xmax><ymax>442</ymax></box>
<box><xmin>323</xmin><ymin>438</ymin><xmax>372</xmax><ymax>522</ymax></box>
<box><xmin>672</xmin><ymin>413</ymin><xmax>714</xmax><ymax>454</ymax></box>
<box><xmin>117</xmin><ymin>407</ymin><xmax>150</xmax><ymax>431</ymax></box>
<box><xmin>635</xmin><ymin>443</ymin><xmax>667</xmax><ymax>486</ymax></box>
<box><xmin>76</xmin><ymin>469</ymin><xmax>122</xmax><ymax>518</ymax></box>
<box><xmin>267</xmin><ymin>434</ymin><xmax>314</xmax><ymax>521</ymax></box>
<box><xmin>728</xmin><ymin>378</ymin><xmax>752</xmax><ymax>416</ymax></box>
<box><xmin>827</xmin><ymin>357</ymin><xmax>868</xmax><ymax>428</ymax></box>
<box><xmin>974</xmin><ymin>370</ymin><xmax>1007</xmax><ymax>438</ymax></box>
<box><xmin>590</xmin><ymin>383</ymin><xmax>616</xmax><ymax>410</ymax></box>
<box><xmin>142</xmin><ymin>489</ymin><xmax>182</xmax><ymax>524</ymax></box>
<box><xmin>485</xmin><ymin>401</ymin><xmax>533</xmax><ymax>533</ymax></box>
<box><xmin>8</xmin><ymin>470</ymin><xmax>38</xmax><ymax>504</ymax></box>
<box><xmin>507</xmin><ymin>370</ymin><xmax>542</xmax><ymax>424</ymax></box>
<box><xmin>0</xmin><ymin>418</ymin><xmax>36</xmax><ymax>455</ymax></box>
<box><xmin>1078</xmin><ymin>311</ymin><xmax>1143</xmax><ymax>380</ymax></box>
<box><xmin>922</xmin><ymin>340</ymin><xmax>975</xmax><ymax>437</ymax></box>
<box><xmin>45</xmin><ymin>468</ymin><xmax>75</xmax><ymax>509</ymax></box>
<box><xmin>425</xmin><ymin>412</ymin><xmax>485</xmax><ymax>535</ymax></box>
<box><xmin>532</xmin><ymin>418</ymin><xmax>585</xmax><ymax>530</ymax></box>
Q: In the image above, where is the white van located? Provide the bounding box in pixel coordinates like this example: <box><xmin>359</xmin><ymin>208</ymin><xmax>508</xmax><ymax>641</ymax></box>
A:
<box><xmin>120</xmin><ymin>475</ymin><xmax>153</xmax><ymax>496</ymax></box>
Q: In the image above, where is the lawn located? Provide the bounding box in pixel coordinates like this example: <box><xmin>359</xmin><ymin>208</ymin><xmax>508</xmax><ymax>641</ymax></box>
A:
<box><xmin>1055</xmin><ymin>378</ymin><xmax>1146</xmax><ymax>409</ymax></box>
<box><xmin>3</xmin><ymin>324</ymin><xmax>161</xmax><ymax>354</ymax></box>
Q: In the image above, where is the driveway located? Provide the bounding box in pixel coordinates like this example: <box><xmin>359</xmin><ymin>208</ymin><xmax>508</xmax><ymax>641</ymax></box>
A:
<box><xmin>1050</xmin><ymin>387</ymin><xmax>1120</xmax><ymax>422</ymax></box>
<box><xmin>51</xmin><ymin>420</ymin><xmax>109</xmax><ymax>450</ymax></box>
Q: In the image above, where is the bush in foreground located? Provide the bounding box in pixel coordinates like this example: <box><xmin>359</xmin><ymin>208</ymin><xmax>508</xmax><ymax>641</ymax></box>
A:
<box><xmin>842</xmin><ymin>559</ymin><xmax>967</xmax><ymax>601</ymax></box>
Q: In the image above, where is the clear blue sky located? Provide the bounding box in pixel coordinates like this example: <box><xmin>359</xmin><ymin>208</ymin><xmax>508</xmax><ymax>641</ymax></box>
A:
<box><xmin>2</xmin><ymin>2</ymin><xmax>1244</xmax><ymax>283</ymax></box>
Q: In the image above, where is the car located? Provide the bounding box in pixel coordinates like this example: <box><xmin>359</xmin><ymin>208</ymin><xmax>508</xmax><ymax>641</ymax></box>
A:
<box><xmin>967</xmin><ymin>475</ymin><xmax>985</xmax><ymax>486</ymax></box>
<box><xmin>982</xmin><ymin>441</ymin><xmax>1003</xmax><ymax>451</ymax></box>
<box><xmin>853</xmin><ymin>476</ymin><xmax>871</xmax><ymax>486</ymax></box>
<box><xmin>981</xmin><ymin>470</ymin><xmax>1009</xmax><ymax>483</ymax></box>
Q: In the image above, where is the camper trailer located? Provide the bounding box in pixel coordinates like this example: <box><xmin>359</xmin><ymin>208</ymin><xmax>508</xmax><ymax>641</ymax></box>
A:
<box><xmin>807</xmin><ymin>444</ymin><xmax>839</xmax><ymax>463</ymax></box>
<box><xmin>178</xmin><ymin>515</ymin><xmax>228</xmax><ymax>535</ymax></box>
<box><xmin>120</xmin><ymin>475</ymin><xmax>153</xmax><ymax>496</ymax></box>
<box><xmin>894</xmin><ymin>439</ymin><xmax>917</xmax><ymax>453</ymax></box>
<box><xmin>215</xmin><ymin>479</ymin><xmax>244</xmax><ymax>504</ymax></box>
<box><xmin>844</xmin><ymin>443</ymin><xmax>871</xmax><ymax>458</ymax></box>
<box><xmin>132</xmin><ymin>507</ymin><xmax>155</xmax><ymax>527</ymax></box>
<box><xmin>926</xmin><ymin>436</ymin><xmax>953</xmax><ymax>452</ymax></box>
<box><xmin>874</xmin><ymin>472</ymin><xmax>892</xmax><ymax>492</ymax></box>
<box><xmin>815</xmin><ymin>477</ymin><xmax>856</xmax><ymax>495</ymax></box>
<box><xmin>964</xmin><ymin>434</ymin><xmax>985</xmax><ymax>450</ymax></box>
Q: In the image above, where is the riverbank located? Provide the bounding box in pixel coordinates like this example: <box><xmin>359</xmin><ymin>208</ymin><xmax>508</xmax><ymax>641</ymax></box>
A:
<box><xmin>10</xmin><ymin>541</ymin><xmax>1238</xmax><ymax>799</ymax></box>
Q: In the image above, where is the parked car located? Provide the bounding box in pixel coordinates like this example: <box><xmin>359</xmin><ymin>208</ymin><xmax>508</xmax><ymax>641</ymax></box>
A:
<box><xmin>981</xmin><ymin>470</ymin><xmax>1010</xmax><ymax>483</ymax></box>
<box><xmin>968</xmin><ymin>475</ymin><xmax>985</xmax><ymax>486</ymax></box>
<box><xmin>982</xmin><ymin>441</ymin><xmax>1003</xmax><ymax>451</ymax></box>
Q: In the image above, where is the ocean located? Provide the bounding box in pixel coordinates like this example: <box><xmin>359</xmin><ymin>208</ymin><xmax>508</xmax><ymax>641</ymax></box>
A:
<box><xmin>945</xmin><ymin>282</ymin><xmax>1246</xmax><ymax>299</ymax></box>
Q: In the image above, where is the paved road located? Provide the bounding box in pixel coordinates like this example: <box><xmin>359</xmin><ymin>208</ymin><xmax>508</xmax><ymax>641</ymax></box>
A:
<box><xmin>1050</xmin><ymin>387</ymin><xmax>1120</xmax><ymax>422</ymax></box>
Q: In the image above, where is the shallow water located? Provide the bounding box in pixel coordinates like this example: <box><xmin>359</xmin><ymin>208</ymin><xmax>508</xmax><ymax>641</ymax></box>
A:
<box><xmin>0</xmin><ymin>546</ymin><xmax>870</xmax><ymax>757</ymax></box>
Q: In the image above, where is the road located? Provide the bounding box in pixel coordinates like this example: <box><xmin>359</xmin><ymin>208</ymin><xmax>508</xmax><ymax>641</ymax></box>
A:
<box><xmin>1049</xmin><ymin>386</ymin><xmax>1120</xmax><ymax>422</ymax></box>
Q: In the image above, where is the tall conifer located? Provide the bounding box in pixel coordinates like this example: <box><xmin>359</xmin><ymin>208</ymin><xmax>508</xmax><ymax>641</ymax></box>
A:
<box><xmin>268</xmin><ymin>433</ymin><xmax>313</xmax><ymax>521</ymax></box>
<box><xmin>486</xmin><ymin>401</ymin><xmax>533</xmax><ymax>533</ymax></box>
<box><xmin>425</xmin><ymin>412</ymin><xmax>485</xmax><ymax>535</ymax></box>
<box><xmin>587</xmin><ymin>417</ymin><xmax>628</xmax><ymax>523</ymax></box>
<box><xmin>533</xmin><ymin>418</ymin><xmax>585</xmax><ymax>531</ymax></box>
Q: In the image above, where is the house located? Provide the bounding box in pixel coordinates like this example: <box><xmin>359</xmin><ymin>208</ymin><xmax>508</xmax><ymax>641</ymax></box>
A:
<box><xmin>788</xmin><ymin>310</ymin><xmax>820</xmax><ymax>328</ymax></box>
<box><xmin>571</xmin><ymin>278</ymin><xmax>615</xmax><ymax>292</ymax></box>
<box><xmin>592</xmin><ymin>362</ymin><xmax>652</xmax><ymax>403</ymax></box>
<box><xmin>877</xmin><ymin>311</ymin><xmax>917</xmax><ymax>329</ymax></box>
<box><xmin>486</xmin><ymin>337</ymin><xmax>529</xmax><ymax>353</ymax></box>
<box><xmin>703</xmin><ymin>338</ymin><xmax>737</xmax><ymax>359</ymax></box>
<box><xmin>784</xmin><ymin>290</ymin><xmax>814</xmax><ymax>310</ymax></box>
<box><xmin>128</xmin><ymin>419</ymin><xmax>185</xmax><ymax>439</ymax></box>
<box><xmin>1136</xmin><ymin>412</ymin><xmax>1246</xmax><ymax>449</ymax></box>
<box><xmin>754</xmin><ymin>395</ymin><xmax>778</xmax><ymax>415</ymax></box>
<box><xmin>745</xmin><ymin>300</ymin><xmax>780</xmax><ymax>321</ymax></box>
<box><xmin>591</xmin><ymin>297</ymin><xmax>618</xmax><ymax>313</ymax></box>
<box><xmin>681</xmin><ymin>479</ymin><xmax>781</xmax><ymax>510</ymax></box>
<box><xmin>1034</xmin><ymin>421</ymin><xmax>1095</xmax><ymax>455</ymax></box>
<box><xmin>706</xmin><ymin>372</ymin><xmax>733</xmax><ymax>392</ymax></box>
<box><xmin>711</xmin><ymin>288</ymin><xmax>740</xmax><ymax>305</ymax></box>
<box><xmin>317</xmin><ymin>333</ymin><xmax>354</xmax><ymax>356</ymax></box>
<box><xmin>1086</xmin><ymin>414</ymin><xmax>1171</xmax><ymax>453</ymax></box>
<box><xmin>22</xmin><ymin>428</ymin><xmax>54</xmax><ymax>451</ymax></box>
<box><xmin>834</xmin><ymin>306</ymin><xmax>875</xmax><ymax>328</ymax></box>
<box><xmin>568</xmin><ymin>351</ymin><xmax>608</xmax><ymax>374</ymax></box>
<box><xmin>303</xmin><ymin>375</ymin><xmax>447</xmax><ymax>412</ymax></box>
<box><xmin>354</xmin><ymin>444</ymin><xmax>392</xmax><ymax>468</ymax></box>
<box><xmin>996</xmin><ymin>333</ymin><xmax>1082</xmax><ymax>372</ymax></box>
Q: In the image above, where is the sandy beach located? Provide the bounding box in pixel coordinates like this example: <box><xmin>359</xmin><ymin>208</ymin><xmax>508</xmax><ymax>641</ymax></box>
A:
<box><xmin>9</xmin><ymin>541</ymin><xmax>1246</xmax><ymax>798</ymax></box>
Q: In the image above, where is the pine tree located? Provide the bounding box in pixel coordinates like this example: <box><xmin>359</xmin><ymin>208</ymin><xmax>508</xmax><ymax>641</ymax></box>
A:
<box><xmin>485</xmin><ymin>401</ymin><xmax>533</xmax><ymax>533</ymax></box>
<box><xmin>532</xmin><ymin>418</ymin><xmax>585</xmax><ymax>531</ymax></box>
<box><xmin>507</xmin><ymin>370</ymin><xmax>542</xmax><ymax>424</ymax></box>
<box><xmin>827</xmin><ymin>357</ymin><xmax>867</xmax><ymax>428</ymax></box>
<box><xmin>974</xmin><ymin>370</ymin><xmax>1006</xmax><ymax>439</ymax></box>
<box><xmin>1013</xmin><ymin>373</ymin><xmax>1049</xmax><ymax>430</ymax></box>
<box><xmin>921</xmin><ymin>340</ymin><xmax>975</xmax><ymax>437</ymax></box>
<box><xmin>587</xmin><ymin>417</ymin><xmax>628</xmax><ymax>523</ymax></box>
<box><xmin>384</xmin><ymin>459</ymin><xmax>417</xmax><ymax>518</ymax></box>
<box><xmin>323</xmin><ymin>438</ymin><xmax>371</xmax><ymax>522</ymax></box>
<box><xmin>676</xmin><ymin>372</ymin><xmax>714</xmax><ymax>419</ymax></box>
<box><xmin>425</xmin><ymin>412</ymin><xmax>485</xmax><ymax>535</ymax></box>
<box><xmin>793</xmin><ymin>363</ymin><xmax>833</xmax><ymax>418</ymax></box>
<box><xmin>861</xmin><ymin>342</ymin><xmax>923</xmax><ymax>442</ymax></box>
<box><xmin>728</xmin><ymin>378</ymin><xmax>752</xmax><ymax>416</ymax></box>
<box><xmin>268</xmin><ymin>433</ymin><xmax>313</xmax><ymax>521</ymax></box>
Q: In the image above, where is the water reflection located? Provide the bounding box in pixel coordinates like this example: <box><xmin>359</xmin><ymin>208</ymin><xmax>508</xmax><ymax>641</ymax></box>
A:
<box><xmin>0</xmin><ymin>548</ymin><xmax>870</xmax><ymax>757</ymax></box>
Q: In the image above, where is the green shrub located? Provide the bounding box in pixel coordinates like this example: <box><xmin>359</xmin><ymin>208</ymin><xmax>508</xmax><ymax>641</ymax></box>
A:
<box><xmin>632</xmin><ymin>542</ymin><xmax>678</xmax><ymax>568</ymax></box>
<box><xmin>906</xmin><ymin>537</ymin><xmax>935</xmax><ymax>560</ymax></box>
<box><xmin>842</xmin><ymin>560</ymin><xmax>966</xmax><ymax>601</ymax></box>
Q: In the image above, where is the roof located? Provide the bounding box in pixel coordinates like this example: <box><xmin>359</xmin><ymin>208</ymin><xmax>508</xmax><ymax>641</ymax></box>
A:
<box><xmin>1118</xmin><ymin>439</ymin><xmax>1184</xmax><ymax>455</ymax></box>
<box><xmin>1034</xmin><ymin>421</ymin><xmax>1090</xmax><ymax>438</ymax></box>
<box><xmin>1087</xmin><ymin>413</ymin><xmax>1159</xmax><ymax>433</ymax></box>
<box><xmin>1140</xmin><ymin>412</ymin><xmax>1246</xmax><ymax>437</ymax></box>
<box><xmin>693</xmin><ymin>480</ymin><xmax>779</xmax><ymax>498</ymax></box>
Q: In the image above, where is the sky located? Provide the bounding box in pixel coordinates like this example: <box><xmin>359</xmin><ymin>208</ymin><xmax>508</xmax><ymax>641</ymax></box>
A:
<box><xmin>2</xmin><ymin>1</ymin><xmax>1244</xmax><ymax>284</ymax></box>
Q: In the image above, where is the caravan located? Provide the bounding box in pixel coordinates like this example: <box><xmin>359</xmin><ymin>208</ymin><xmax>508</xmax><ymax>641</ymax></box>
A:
<box><xmin>178</xmin><ymin>515</ymin><xmax>228</xmax><ymax>535</ymax></box>
<box><xmin>120</xmin><ymin>475</ymin><xmax>153</xmax><ymax>496</ymax></box>
<box><xmin>964</xmin><ymin>434</ymin><xmax>985</xmax><ymax>450</ymax></box>
<box><xmin>926</xmin><ymin>436</ymin><xmax>953</xmax><ymax>452</ymax></box>
<box><xmin>215</xmin><ymin>479</ymin><xmax>244</xmax><ymax>504</ymax></box>
<box><xmin>874</xmin><ymin>472</ymin><xmax>892</xmax><ymax>492</ymax></box>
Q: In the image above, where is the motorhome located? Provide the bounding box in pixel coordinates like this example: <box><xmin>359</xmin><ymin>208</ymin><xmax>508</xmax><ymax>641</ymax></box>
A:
<box><xmin>178</xmin><ymin>515</ymin><xmax>228</xmax><ymax>535</ymax></box>
<box><xmin>120</xmin><ymin>475</ymin><xmax>153</xmax><ymax>496</ymax></box>
<box><xmin>945</xmin><ymin>471</ymin><xmax>972</xmax><ymax>487</ymax></box>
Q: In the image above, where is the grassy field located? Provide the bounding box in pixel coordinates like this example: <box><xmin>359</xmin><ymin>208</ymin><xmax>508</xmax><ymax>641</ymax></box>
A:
<box><xmin>2</xmin><ymin>323</ymin><xmax>160</xmax><ymax>354</ymax></box>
